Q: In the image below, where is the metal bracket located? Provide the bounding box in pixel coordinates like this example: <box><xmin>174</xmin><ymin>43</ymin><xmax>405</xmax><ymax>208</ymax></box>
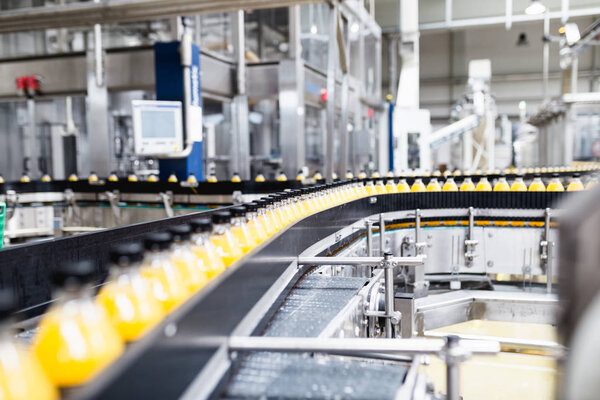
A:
<box><xmin>4</xmin><ymin>190</ymin><xmax>17</xmax><ymax>221</ymax></box>
<box><xmin>464</xmin><ymin>207</ymin><xmax>479</xmax><ymax>266</ymax></box>
<box><xmin>103</xmin><ymin>190</ymin><xmax>121</xmax><ymax>224</ymax></box>
<box><xmin>159</xmin><ymin>191</ymin><xmax>174</xmax><ymax>218</ymax></box>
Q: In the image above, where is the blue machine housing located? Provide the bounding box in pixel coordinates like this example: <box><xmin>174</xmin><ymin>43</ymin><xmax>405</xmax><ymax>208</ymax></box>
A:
<box><xmin>154</xmin><ymin>41</ymin><xmax>204</xmax><ymax>181</ymax></box>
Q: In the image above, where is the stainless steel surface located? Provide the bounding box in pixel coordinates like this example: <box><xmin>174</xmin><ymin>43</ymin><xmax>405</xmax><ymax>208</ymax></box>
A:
<box><xmin>0</xmin><ymin>0</ymin><xmax>324</xmax><ymax>34</ymax></box>
<box><xmin>297</xmin><ymin>256</ymin><xmax>425</xmax><ymax>267</ymax></box>
<box><xmin>227</xmin><ymin>336</ymin><xmax>500</xmax><ymax>355</ymax></box>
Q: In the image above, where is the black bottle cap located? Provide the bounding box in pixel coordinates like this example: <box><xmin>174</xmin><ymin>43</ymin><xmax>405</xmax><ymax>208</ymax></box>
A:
<box><xmin>51</xmin><ymin>259</ymin><xmax>96</xmax><ymax>288</ymax></box>
<box><xmin>551</xmin><ymin>173</ymin><xmax>560</xmax><ymax>178</ymax></box>
<box><xmin>0</xmin><ymin>288</ymin><xmax>18</xmax><ymax>321</ymax></box>
<box><xmin>534</xmin><ymin>173</ymin><xmax>542</xmax><ymax>178</ymax></box>
<box><xmin>245</xmin><ymin>202</ymin><xmax>259</xmax><ymax>212</ymax></box>
<box><xmin>168</xmin><ymin>224</ymin><xmax>192</xmax><ymax>242</ymax></box>
<box><xmin>110</xmin><ymin>242</ymin><xmax>144</xmax><ymax>265</ymax></box>
<box><xmin>143</xmin><ymin>232</ymin><xmax>173</xmax><ymax>251</ymax></box>
<box><xmin>190</xmin><ymin>218</ymin><xmax>212</xmax><ymax>233</ymax></box>
<box><xmin>230</xmin><ymin>206</ymin><xmax>247</xmax><ymax>217</ymax></box>
<box><xmin>212</xmin><ymin>211</ymin><xmax>232</xmax><ymax>224</ymax></box>
<box><xmin>573</xmin><ymin>173</ymin><xmax>581</xmax><ymax>178</ymax></box>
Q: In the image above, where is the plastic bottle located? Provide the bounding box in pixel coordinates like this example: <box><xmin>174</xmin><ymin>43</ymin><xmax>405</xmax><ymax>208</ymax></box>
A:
<box><xmin>375</xmin><ymin>180</ymin><xmax>387</xmax><ymax>194</ymax></box>
<box><xmin>231</xmin><ymin>172</ymin><xmax>242</xmax><ymax>183</ymax></box>
<box><xmin>357</xmin><ymin>171</ymin><xmax>368</xmax><ymax>179</ymax></box>
<box><xmin>475</xmin><ymin>177</ymin><xmax>492</xmax><ymax>191</ymax></box>
<box><xmin>365</xmin><ymin>181</ymin><xmax>377</xmax><ymax>196</ymax></box>
<box><xmin>345</xmin><ymin>170</ymin><xmax>354</xmax><ymax>179</ymax></box>
<box><xmin>397</xmin><ymin>178</ymin><xmax>411</xmax><ymax>193</ymax></box>
<box><xmin>189</xmin><ymin>218</ymin><xmax>226</xmax><ymax>278</ymax></box>
<box><xmin>528</xmin><ymin>174</ymin><xmax>546</xmax><ymax>192</ymax></box>
<box><xmin>41</xmin><ymin>173</ymin><xmax>52</xmax><ymax>182</ymax></box>
<box><xmin>426</xmin><ymin>178</ymin><xmax>441</xmax><ymax>191</ymax></box>
<box><xmin>68</xmin><ymin>173</ymin><xmax>79</xmax><ymax>182</ymax></box>
<box><xmin>168</xmin><ymin>172</ymin><xmax>178</xmax><ymax>183</ymax></box>
<box><xmin>546</xmin><ymin>173</ymin><xmax>565</xmax><ymax>192</ymax></box>
<box><xmin>148</xmin><ymin>174</ymin><xmax>159</xmax><ymax>182</ymax></box>
<box><xmin>244</xmin><ymin>202</ymin><xmax>269</xmax><ymax>243</ymax></box>
<box><xmin>209</xmin><ymin>211</ymin><xmax>244</xmax><ymax>266</ymax></box>
<box><xmin>97</xmin><ymin>243</ymin><xmax>164</xmax><ymax>342</ymax></box>
<box><xmin>33</xmin><ymin>260</ymin><xmax>124</xmax><ymax>387</ymax></box>
<box><xmin>493</xmin><ymin>176</ymin><xmax>510</xmax><ymax>191</ymax></box>
<box><xmin>128</xmin><ymin>173</ymin><xmax>138</xmax><ymax>182</ymax></box>
<box><xmin>140</xmin><ymin>232</ymin><xmax>189</xmax><ymax>311</ymax></box>
<box><xmin>459</xmin><ymin>177</ymin><xmax>475</xmax><ymax>191</ymax></box>
<box><xmin>88</xmin><ymin>171</ymin><xmax>99</xmax><ymax>183</ymax></box>
<box><xmin>255</xmin><ymin>173</ymin><xmax>266</xmax><ymax>182</ymax></box>
<box><xmin>586</xmin><ymin>175</ymin><xmax>598</xmax><ymax>190</ymax></box>
<box><xmin>108</xmin><ymin>171</ymin><xmax>119</xmax><ymax>182</ymax></box>
<box><xmin>385</xmin><ymin>179</ymin><xmax>398</xmax><ymax>193</ymax></box>
<box><xmin>510</xmin><ymin>175</ymin><xmax>527</xmax><ymax>192</ymax></box>
<box><xmin>230</xmin><ymin>206</ymin><xmax>257</xmax><ymax>253</ymax></box>
<box><xmin>0</xmin><ymin>175</ymin><xmax>4</xmax><ymax>184</ymax></box>
<box><xmin>269</xmin><ymin>195</ymin><xmax>289</xmax><ymax>226</ymax></box>
<box><xmin>0</xmin><ymin>289</ymin><xmax>58</xmax><ymax>400</ymax></box>
<box><xmin>411</xmin><ymin>178</ymin><xmax>426</xmax><ymax>192</ymax></box>
<box><xmin>296</xmin><ymin>170</ymin><xmax>305</xmax><ymax>181</ymax></box>
<box><xmin>276</xmin><ymin>171</ymin><xmax>288</xmax><ymax>182</ymax></box>
<box><xmin>256</xmin><ymin>199</ymin><xmax>277</xmax><ymax>235</ymax></box>
<box><xmin>442</xmin><ymin>177</ymin><xmax>458</xmax><ymax>191</ymax></box>
<box><xmin>168</xmin><ymin>225</ymin><xmax>209</xmax><ymax>292</ymax></box>
<box><xmin>20</xmin><ymin>172</ymin><xmax>31</xmax><ymax>183</ymax></box>
<box><xmin>313</xmin><ymin>171</ymin><xmax>323</xmax><ymax>180</ymax></box>
<box><xmin>567</xmin><ymin>173</ymin><xmax>584</xmax><ymax>191</ymax></box>
<box><xmin>187</xmin><ymin>173</ymin><xmax>198</xmax><ymax>184</ymax></box>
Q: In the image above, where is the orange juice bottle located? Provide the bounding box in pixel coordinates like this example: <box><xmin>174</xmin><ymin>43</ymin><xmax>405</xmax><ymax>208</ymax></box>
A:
<box><xmin>0</xmin><ymin>289</ymin><xmax>58</xmax><ymax>400</ymax></box>
<box><xmin>141</xmin><ymin>232</ymin><xmax>189</xmax><ymax>311</ymax></box>
<box><xmin>97</xmin><ymin>242</ymin><xmax>164</xmax><ymax>342</ymax></box>
<box><xmin>168</xmin><ymin>225</ymin><xmax>209</xmax><ymax>292</ymax></box>
<box><xmin>286</xmin><ymin>190</ymin><xmax>303</xmax><ymax>219</ymax></box>
<box><xmin>365</xmin><ymin>181</ymin><xmax>377</xmax><ymax>196</ymax></box>
<box><xmin>375</xmin><ymin>180</ymin><xmax>387</xmax><ymax>194</ymax></box>
<box><xmin>281</xmin><ymin>192</ymin><xmax>300</xmax><ymax>221</ymax></box>
<box><xmin>256</xmin><ymin>199</ymin><xmax>278</xmax><ymax>235</ymax></box>
<box><xmin>528</xmin><ymin>174</ymin><xmax>546</xmax><ymax>192</ymax></box>
<box><xmin>357</xmin><ymin>179</ymin><xmax>369</xmax><ymax>197</ymax></box>
<box><xmin>397</xmin><ymin>178</ymin><xmax>410</xmax><ymax>192</ymax></box>
<box><xmin>411</xmin><ymin>178</ymin><xmax>426</xmax><ymax>192</ymax></box>
<box><xmin>230</xmin><ymin>206</ymin><xmax>257</xmax><ymax>253</ymax></box>
<box><xmin>33</xmin><ymin>260</ymin><xmax>124</xmax><ymax>387</ymax></box>
<box><xmin>586</xmin><ymin>175</ymin><xmax>598</xmax><ymax>190</ymax></box>
<box><xmin>493</xmin><ymin>176</ymin><xmax>510</xmax><ymax>191</ymax></box>
<box><xmin>244</xmin><ymin>202</ymin><xmax>269</xmax><ymax>244</ymax></box>
<box><xmin>475</xmin><ymin>177</ymin><xmax>492</xmax><ymax>191</ymax></box>
<box><xmin>269</xmin><ymin>195</ymin><xmax>290</xmax><ymax>226</ymax></box>
<box><xmin>510</xmin><ymin>174</ymin><xmax>528</xmax><ymax>227</ymax></box>
<box><xmin>547</xmin><ymin>173</ymin><xmax>565</xmax><ymax>192</ymax></box>
<box><xmin>266</xmin><ymin>197</ymin><xmax>284</xmax><ymax>230</ymax></box>
<box><xmin>442</xmin><ymin>177</ymin><xmax>458</xmax><ymax>191</ymax></box>
<box><xmin>210</xmin><ymin>211</ymin><xmax>244</xmax><ymax>266</ymax></box>
<box><xmin>460</xmin><ymin>177</ymin><xmax>475</xmax><ymax>191</ymax></box>
<box><xmin>385</xmin><ymin>179</ymin><xmax>398</xmax><ymax>193</ymax></box>
<box><xmin>296</xmin><ymin>190</ymin><xmax>311</xmax><ymax>217</ymax></box>
<box><xmin>189</xmin><ymin>218</ymin><xmax>226</xmax><ymax>277</ymax></box>
<box><xmin>426</xmin><ymin>178</ymin><xmax>442</xmax><ymax>191</ymax></box>
<box><xmin>567</xmin><ymin>173</ymin><xmax>584</xmax><ymax>191</ymax></box>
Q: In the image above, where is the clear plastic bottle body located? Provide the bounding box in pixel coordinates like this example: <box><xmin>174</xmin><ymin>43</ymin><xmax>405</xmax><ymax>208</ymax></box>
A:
<box><xmin>385</xmin><ymin>180</ymin><xmax>398</xmax><ymax>193</ymax></box>
<box><xmin>528</xmin><ymin>177</ymin><xmax>546</xmax><ymax>192</ymax></box>
<box><xmin>231</xmin><ymin>215</ymin><xmax>256</xmax><ymax>253</ymax></box>
<box><xmin>460</xmin><ymin>177</ymin><xmax>475</xmax><ymax>191</ymax></box>
<box><xmin>411</xmin><ymin>179</ymin><xmax>426</xmax><ymax>192</ymax></box>
<box><xmin>257</xmin><ymin>205</ymin><xmax>277</xmax><ymax>236</ymax></box>
<box><xmin>493</xmin><ymin>177</ymin><xmax>510</xmax><ymax>191</ymax></box>
<box><xmin>34</xmin><ymin>287</ymin><xmax>124</xmax><ymax>387</ymax></box>
<box><xmin>510</xmin><ymin>177</ymin><xmax>527</xmax><ymax>192</ymax></box>
<box><xmin>375</xmin><ymin>180</ymin><xmax>387</xmax><ymax>194</ymax></box>
<box><xmin>210</xmin><ymin>222</ymin><xmax>244</xmax><ymax>266</ymax></box>
<box><xmin>141</xmin><ymin>250</ymin><xmax>189</xmax><ymax>311</ymax></box>
<box><xmin>190</xmin><ymin>232</ymin><xmax>226</xmax><ymax>277</ymax></box>
<box><xmin>97</xmin><ymin>263</ymin><xmax>164</xmax><ymax>341</ymax></box>
<box><xmin>397</xmin><ymin>179</ymin><xmax>410</xmax><ymax>193</ymax></box>
<box><xmin>170</xmin><ymin>241</ymin><xmax>209</xmax><ymax>291</ymax></box>
<box><xmin>426</xmin><ymin>178</ymin><xmax>441</xmax><ymax>192</ymax></box>
<box><xmin>475</xmin><ymin>177</ymin><xmax>492</xmax><ymax>191</ymax></box>
<box><xmin>0</xmin><ymin>326</ymin><xmax>58</xmax><ymax>400</ymax></box>
<box><xmin>547</xmin><ymin>178</ymin><xmax>565</xmax><ymax>192</ymax></box>
<box><xmin>442</xmin><ymin>178</ymin><xmax>458</xmax><ymax>191</ymax></box>
<box><xmin>365</xmin><ymin>181</ymin><xmax>377</xmax><ymax>196</ymax></box>
<box><xmin>567</xmin><ymin>177</ymin><xmax>584</xmax><ymax>191</ymax></box>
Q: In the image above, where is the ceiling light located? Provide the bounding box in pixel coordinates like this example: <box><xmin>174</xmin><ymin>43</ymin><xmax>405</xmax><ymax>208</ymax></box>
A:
<box><xmin>310</xmin><ymin>24</ymin><xmax>318</xmax><ymax>35</ymax></box>
<box><xmin>525</xmin><ymin>0</ymin><xmax>546</xmax><ymax>15</ymax></box>
<box><xmin>350</xmin><ymin>23</ymin><xmax>360</xmax><ymax>33</ymax></box>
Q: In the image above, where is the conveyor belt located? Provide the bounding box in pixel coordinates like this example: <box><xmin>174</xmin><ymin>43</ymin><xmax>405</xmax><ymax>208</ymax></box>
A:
<box><xmin>223</xmin><ymin>274</ymin><xmax>408</xmax><ymax>400</ymax></box>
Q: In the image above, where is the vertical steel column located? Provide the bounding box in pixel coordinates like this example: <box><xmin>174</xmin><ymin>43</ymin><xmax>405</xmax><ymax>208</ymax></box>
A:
<box><xmin>231</xmin><ymin>10</ymin><xmax>250</xmax><ymax>179</ymax></box>
<box><xmin>383</xmin><ymin>252</ymin><xmax>395</xmax><ymax>338</ymax></box>
<box><xmin>366</xmin><ymin>220</ymin><xmax>373</xmax><ymax>257</ymax></box>
<box><xmin>86</xmin><ymin>24</ymin><xmax>111</xmax><ymax>176</ymax></box>
<box><xmin>445</xmin><ymin>336</ymin><xmax>461</xmax><ymax>400</ymax></box>
<box><xmin>279</xmin><ymin>5</ymin><xmax>305</xmax><ymax>178</ymax></box>
<box><xmin>325</xmin><ymin>4</ymin><xmax>338</xmax><ymax>182</ymax></box>
<box><xmin>543</xmin><ymin>11</ymin><xmax>550</xmax><ymax>103</ymax></box>
<box><xmin>379</xmin><ymin>213</ymin><xmax>386</xmax><ymax>256</ymax></box>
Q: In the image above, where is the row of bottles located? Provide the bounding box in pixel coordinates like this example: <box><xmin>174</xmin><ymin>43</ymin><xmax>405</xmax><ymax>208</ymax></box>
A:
<box><xmin>2</xmin><ymin>173</ymin><xmax>596</xmax><ymax>397</ymax></box>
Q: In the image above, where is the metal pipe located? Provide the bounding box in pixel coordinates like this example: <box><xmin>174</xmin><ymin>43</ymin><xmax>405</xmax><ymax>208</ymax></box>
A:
<box><xmin>446</xmin><ymin>340</ymin><xmax>460</xmax><ymax>400</ymax></box>
<box><xmin>297</xmin><ymin>256</ymin><xmax>424</xmax><ymax>267</ymax></box>
<box><xmin>547</xmin><ymin>241</ymin><xmax>554</xmax><ymax>294</ymax></box>
<box><xmin>415</xmin><ymin>209</ymin><xmax>421</xmax><ymax>245</ymax></box>
<box><xmin>543</xmin><ymin>11</ymin><xmax>550</xmax><ymax>102</ymax></box>
<box><xmin>379</xmin><ymin>213</ymin><xmax>386</xmax><ymax>256</ymax></box>
<box><xmin>227</xmin><ymin>336</ymin><xmax>500</xmax><ymax>355</ymax></box>
<box><xmin>383</xmin><ymin>253</ymin><xmax>395</xmax><ymax>338</ymax></box>
<box><xmin>366</xmin><ymin>220</ymin><xmax>373</xmax><ymax>257</ymax></box>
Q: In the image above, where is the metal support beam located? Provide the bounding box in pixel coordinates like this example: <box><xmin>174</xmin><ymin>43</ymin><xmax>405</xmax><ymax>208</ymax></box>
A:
<box><xmin>297</xmin><ymin>255</ymin><xmax>424</xmax><ymax>267</ymax></box>
<box><xmin>279</xmin><ymin>5</ymin><xmax>305</xmax><ymax>178</ymax></box>
<box><xmin>325</xmin><ymin>4</ymin><xmax>338</xmax><ymax>182</ymax></box>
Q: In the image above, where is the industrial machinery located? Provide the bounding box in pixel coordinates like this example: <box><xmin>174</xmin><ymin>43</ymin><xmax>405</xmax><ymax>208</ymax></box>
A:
<box><xmin>0</xmin><ymin>172</ymin><xmax>596</xmax><ymax>399</ymax></box>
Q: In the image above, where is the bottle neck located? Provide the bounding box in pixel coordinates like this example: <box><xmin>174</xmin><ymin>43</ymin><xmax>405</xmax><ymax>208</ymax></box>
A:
<box><xmin>231</xmin><ymin>216</ymin><xmax>246</xmax><ymax>225</ymax></box>
<box><xmin>246</xmin><ymin>211</ymin><xmax>257</xmax><ymax>220</ymax></box>
<box><xmin>145</xmin><ymin>249</ymin><xmax>170</xmax><ymax>264</ymax></box>
<box><xmin>191</xmin><ymin>232</ymin><xmax>210</xmax><ymax>245</ymax></box>
<box><xmin>213</xmin><ymin>222</ymin><xmax>230</xmax><ymax>234</ymax></box>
